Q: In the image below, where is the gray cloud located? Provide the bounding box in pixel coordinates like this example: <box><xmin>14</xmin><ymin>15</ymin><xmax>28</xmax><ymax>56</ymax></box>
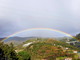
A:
<box><xmin>0</xmin><ymin>0</ymin><xmax>80</xmax><ymax>37</ymax></box>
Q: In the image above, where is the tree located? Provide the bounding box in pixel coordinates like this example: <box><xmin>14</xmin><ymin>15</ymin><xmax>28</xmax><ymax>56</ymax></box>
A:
<box><xmin>0</xmin><ymin>42</ymin><xmax>18</xmax><ymax>60</ymax></box>
<box><xmin>75</xmin><ymin>33</ymin><xmax>80</xmax><ymax>40</ymax></box>
<box><xmin>18</xmin><ymin>51</ymin><xmax>31</xmax><ymax>60</ymax></box>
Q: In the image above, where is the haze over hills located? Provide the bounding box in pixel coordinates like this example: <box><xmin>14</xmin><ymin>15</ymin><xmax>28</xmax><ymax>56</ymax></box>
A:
<box><xmin>0</xmin><ymin>38</ymin><xmax>4</xmax><ymax>41</ymax></box>
<box><xmin>2</xmin><ymin>36</ymin><xmax>37</xmax><ymax>45</ymax></box>
<box><xmin>0</xmin><ymin>36</ymin><xmax>73</xmax><ymax>45</ymax></box>
<box><xmin>2</xmin><ymin>36</ymin><xmax>74</xmax><ymax>42</ymax></box>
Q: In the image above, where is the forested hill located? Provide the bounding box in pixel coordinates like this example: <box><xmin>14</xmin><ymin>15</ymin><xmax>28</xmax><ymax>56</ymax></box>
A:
<box><xmin>16</xmin><ymin>38</ymin><xmax>80</xmax><ymax>60</ymax></box>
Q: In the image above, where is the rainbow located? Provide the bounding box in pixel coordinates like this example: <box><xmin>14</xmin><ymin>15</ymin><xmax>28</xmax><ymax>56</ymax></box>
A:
<box><xmin>2</xmin><ymin>28</ymin><xmax>76</xmax><ymax>41</ymax></box>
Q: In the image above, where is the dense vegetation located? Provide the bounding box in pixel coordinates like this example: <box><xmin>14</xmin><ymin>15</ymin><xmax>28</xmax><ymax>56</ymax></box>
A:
<box><xmin>0</xmin><ymin>37</ymin><xmax>80</xmax><ymax>60</ymax></box>
<box><xmin>23</xmin><ymin>39</ymin><xmax>80</xmax><ymax>60</ymax></box>
<box><xmin>0</xmin><ymin>42</ymin><xmax>18</xmax><ymax>60</ymax></box>
<box><xmin>18</xmin><ymin>51</ymin><xmax>31</xmax><ymax>60</ymax></box>
<box><xmin>75</xmin><ymin>33</ymin><xmax>80</xmax><ymax>41</ymax></box>
<box><xmin>0</xmin><ymin>42</ymin><xmax>31</xmax><ymax>60</ymax></box>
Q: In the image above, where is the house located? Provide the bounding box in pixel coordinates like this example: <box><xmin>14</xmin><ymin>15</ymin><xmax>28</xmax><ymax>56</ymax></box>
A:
<box><xmin>64</xmin><ymin>58</ymin><xmax>72</xmax><ymax>60</ymax></box>
<box><xmin>15</xmin><ymin>50</ymin><xmax>22</xmax><ymax>53</ymax></box>
<box><xmin>23</xmin><ymin>42</ymin><xmax>33</xmax><ymax>47</ymax></box>
<box><xmin>73</xmin><ymin>50</ymin><xmax>78</xmax><ymax>53</ymax></box>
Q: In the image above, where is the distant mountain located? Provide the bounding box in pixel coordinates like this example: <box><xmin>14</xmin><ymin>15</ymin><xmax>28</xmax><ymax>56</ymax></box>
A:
<box><xmin>0</xmin><ymin>38</ymin><xmax>5</xmax><ymax>41</ymax></box>
<box><xmin>2</xmin><ymin>36</ymin><xmax>37</xmax><ymax>45</ymax></box>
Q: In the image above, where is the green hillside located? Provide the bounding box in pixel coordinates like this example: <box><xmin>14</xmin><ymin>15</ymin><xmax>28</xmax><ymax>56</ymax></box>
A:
<box><xmin>16</xmin><ymin>38</ymin><xmax>80</xmax><ymax>60</ymax></box>
<box><xmin>1</xmin><ymin>38</ymin><xmax>80</xmax><ymax>60</ymax></box>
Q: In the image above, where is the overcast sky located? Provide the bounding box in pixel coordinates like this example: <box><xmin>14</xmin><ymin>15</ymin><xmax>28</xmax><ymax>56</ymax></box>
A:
<box><xmin>0</xmin><ymin>0</ymin><xmax>80</xmax><ymax>37</ymax></box>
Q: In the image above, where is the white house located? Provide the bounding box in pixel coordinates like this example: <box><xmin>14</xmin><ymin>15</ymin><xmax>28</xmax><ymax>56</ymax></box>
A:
<box><xmin>65</xmin><ymin>58</ymin><xmax>72</xmax><ymax>60</ymax></box>
<box><xmin>23</xmin><ymin>42</ymin><xmax>33</xmax><ymax>47</ymax></box>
